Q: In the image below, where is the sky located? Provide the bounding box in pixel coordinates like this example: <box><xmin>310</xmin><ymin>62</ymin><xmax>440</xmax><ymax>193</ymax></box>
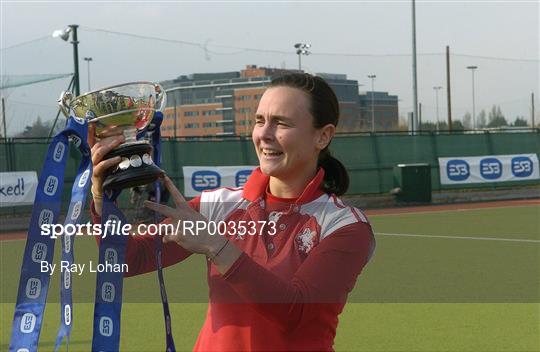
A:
<box><xmin>1</xmin><ymin>1</ymin><xmax>538</xmax><ymax>136</ymax></box>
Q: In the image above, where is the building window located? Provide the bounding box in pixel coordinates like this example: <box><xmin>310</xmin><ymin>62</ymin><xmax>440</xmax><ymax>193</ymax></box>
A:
<box><xmin>202</xmin><ymin>110</ymin><xmax>221</xmax><ymax>116</ymax></box>
<box><xmin>196</xmin><ymin>91</ymin><xmax>211</xmax><ymax>99</ymax></box>
<box><xmin>180</xmin><ymin>93</ymin><xmax>192</xmax><ymax>105</ymax></box>
<box><xmin>184</xmin><ymin>123</ymin><xmax>200</xmax><ymax>129</ymax></box>
<box><xmin>202</xmin><ymin>110</ymin><xmax>222</xmax><ymax>116</ymax></box>
<box><xmin>184</xmin><ymin>111</ymin><xmax>199</xmax><ymax>117</ymax></box>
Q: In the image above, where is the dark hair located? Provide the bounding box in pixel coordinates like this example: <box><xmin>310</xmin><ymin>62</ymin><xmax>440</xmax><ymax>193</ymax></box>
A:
<box><xmin>268</xmin><ymin>73</ymin><xmax>349</xmax><ymax>196</ymax></box>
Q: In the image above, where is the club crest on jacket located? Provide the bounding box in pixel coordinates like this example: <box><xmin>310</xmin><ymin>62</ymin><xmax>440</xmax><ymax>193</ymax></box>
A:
<box><xmin>296</xmin><ymin>227</ymin><xmax>317</xmax><ymax>254</ymax></box>
<box><xmin>268</xmin><ymin>211</ymin><xmax>283</xmax><ymax>223</ymax></box>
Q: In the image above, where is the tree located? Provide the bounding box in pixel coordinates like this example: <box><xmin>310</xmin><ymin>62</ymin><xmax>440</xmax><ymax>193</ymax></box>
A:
<box><xmin>451</xmin><ymin>119</ymin><xmax>464</xmax><ymax>131</ymax></box>
<box><xmin>397</xmin><ymin>115</ymin><xmax>409</xmax><ymax>131</ymax></box>
<box><xmin>462</xmin><ymin>112</ymin><xmax>472</xmax><ymax>129</ymax></box>
<box><xmin>438</xmin><ymin>119</ymin><xmax>464</xmax><ymax>131</ymax></box>
<box><xmin>487</xmin><ymin>116</ymin><xmax>508</xmax><ymax>128</ymax></box>
<box><xmin>17</xmin><ymin>116</ymin><xmax>49</xmax><ymax>138</ymax></box>
<box><xmin>434</xmin><ymin>121</ymin><xmax>446</xmax><ymax>130</ymax></box>
<box><xmin>16</xmin><ymin>116</ymin><xmax>60</xmax><ymax>138</ymax></box>
<box><xmin>477</xmin><ymin>109</ymin><xmax>487</xmax><ymax>128</ymax></box>
<box><xmin>420</xmin><ymin>121</ymin><xmax>436</xmax><ymax>131</ymax></box>
<box><xmin>487</xmin><ymin>105</ymin><xmax>508</xmax><ymax>128</ymax></box>
<box><xmin>512</xmin><ymin>116</ymin><xmax>528</xmax><ymax>127</ymax></box>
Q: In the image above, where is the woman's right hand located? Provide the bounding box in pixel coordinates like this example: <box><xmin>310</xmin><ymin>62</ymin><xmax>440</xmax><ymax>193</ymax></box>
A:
<box><xmin>88</xmin><ymin>124</ymin><xmax>125</xmax><ymax>216</ymax></box>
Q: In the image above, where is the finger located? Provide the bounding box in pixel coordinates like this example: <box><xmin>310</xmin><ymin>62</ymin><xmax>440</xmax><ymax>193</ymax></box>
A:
<box><xmin>91</xmin><ymin>140</ymin><xmax>118</xmax><ymax>165</ymax></box>
<box><xmin>144</xmin><ymin>200</ymin><xmax>177</xmax><ymax>218</ymax></box>
<box><xmin>88</xmin><ymin>124</ymin><xmax>96</xmax><ymax>148</ymax></box>
<box><xmin>91</xmin><ymin>135</ymin><xmax>124</xmax><ymax>153</ymax></box>
<box><xmin>98</xmin><ymin>126</ymin><xmax>126</xmax><ymax>138</ymax></box>
<box><xmin>163</xmin><ymin>175</ymin><xmax>187</xmax><ymax>208</ymax></box>
<box><xmin>93</xmin><ymin>156</ymin><xmax>122</xmax><ymax>178</ymax></box>
<box><xmin>162</xmin><ymin>233</ymin><xmax>178</xmax><ymax>244</ymax></box>
<box><xmin>91</xmin><ymin>136</ymin><xmax>125</xmax><ymax>165</ymax></box>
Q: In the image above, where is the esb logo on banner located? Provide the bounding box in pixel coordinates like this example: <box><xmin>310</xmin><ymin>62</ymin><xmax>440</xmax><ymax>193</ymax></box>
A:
<box><xmin>0</xmin><ymin>171</ymin><xmax>38</xmax><ymax>207</ymax></box>
<box><xmin>439</xmin><ymin>154</ymin><xmax>539</xmax><ymax>185</ymax></box>
<box><xmin>183</xmin><ymin>166</ymin><xmax>256</xmax><ymax>197</ymax></box>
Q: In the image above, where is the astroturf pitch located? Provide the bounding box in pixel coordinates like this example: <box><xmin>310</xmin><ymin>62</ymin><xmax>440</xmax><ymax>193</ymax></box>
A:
<box><xmin>1</xmin><ymin>204</ymin><xmax>539</xmax><ymax>351</ymax></box>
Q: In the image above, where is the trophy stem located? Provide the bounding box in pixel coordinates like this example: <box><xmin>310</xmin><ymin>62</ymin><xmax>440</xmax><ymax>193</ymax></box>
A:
<box><xmin>123</xmin><ymin>127</ymin><xmax>137</xmax><ymax>143</ymax></box>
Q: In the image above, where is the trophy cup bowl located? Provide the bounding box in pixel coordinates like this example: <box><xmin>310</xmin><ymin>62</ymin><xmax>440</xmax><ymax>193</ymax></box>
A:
<box><xmin>59</xmin><ymin>82</ymin><xmax>166</xmax><ymax>190</ymax></box>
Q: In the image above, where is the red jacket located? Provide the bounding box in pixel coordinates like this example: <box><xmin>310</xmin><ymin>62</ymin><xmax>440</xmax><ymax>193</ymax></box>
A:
<box><xmin>92</xmin><ymin>168</ymin><xmax>375</xmax><ymax>351</ymax></box>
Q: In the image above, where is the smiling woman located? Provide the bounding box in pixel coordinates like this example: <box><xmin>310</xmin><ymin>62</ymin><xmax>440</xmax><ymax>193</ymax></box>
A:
<box><xmin>90</xmin><ymin>73</ymin><xmax>376</xmax><ymax>352</ymax></box>
<box><xmin>255</xmin><ymin>74</ymin><xmax>350</xmax><ymax>198</ymax></box>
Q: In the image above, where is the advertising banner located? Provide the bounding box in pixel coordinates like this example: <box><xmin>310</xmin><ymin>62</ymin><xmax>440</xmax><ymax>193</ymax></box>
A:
<box><xmin>0</xmin><ymin>171</ymin><xmax>38</xmax><ymax>207</ymax></box>
<box><xmin>182</xmin><ymin>166</ymin><xmax>257</xmax><ymax>197</ymax></box>
<box><xmin>439</xmin><ymin>154</ymin><xmax>539</xmax><ymax>185</ymax></box>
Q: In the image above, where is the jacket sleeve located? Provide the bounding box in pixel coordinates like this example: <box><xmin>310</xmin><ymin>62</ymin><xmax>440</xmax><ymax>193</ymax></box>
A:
<box><xmin>90</xmin><ymin>196</ymin><xmax>202</xmax><ymax>277</ymax></box>
<box><xmin>221</xmin><ymin>221</ymin><xmax>375</xmax><ymax>331</ymax></box>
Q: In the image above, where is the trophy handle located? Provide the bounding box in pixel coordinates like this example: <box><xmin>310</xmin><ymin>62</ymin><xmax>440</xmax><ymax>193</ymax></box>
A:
<box><xmin>154</xmin><ymin>84</ymin><xmax>167</xmax><ymax>112</ymax></box>
<box><xmin>58</xmin><ymin>91</ymin><xmax>74</xmax><ymax>117</ymax></box>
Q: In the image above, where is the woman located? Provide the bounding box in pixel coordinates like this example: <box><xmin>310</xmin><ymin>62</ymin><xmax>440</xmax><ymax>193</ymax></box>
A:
<box><xmin>90</xmin><ymin>73</ymin><xmax>375</xmax><ymax>351</ymax></box>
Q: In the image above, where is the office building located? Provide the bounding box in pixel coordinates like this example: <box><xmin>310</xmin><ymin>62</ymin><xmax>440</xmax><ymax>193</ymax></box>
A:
<box><xmin>160</xmin><ymin>65</ymin><xmax>398</xmax><ymax>137</ymax></box>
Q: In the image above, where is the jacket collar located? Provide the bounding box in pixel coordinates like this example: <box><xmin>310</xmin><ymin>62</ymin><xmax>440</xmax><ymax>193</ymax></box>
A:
<box><xmin>243</xmin><ymin>167</ymin><xmax>325</xmax><ymax>205</ymax></box>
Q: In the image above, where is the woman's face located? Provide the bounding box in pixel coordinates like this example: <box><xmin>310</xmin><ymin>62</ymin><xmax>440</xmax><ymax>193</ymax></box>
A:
<box><xmin>252</xmin><ymin>86</ymin><xmax>328</xmax><ymax>179</ymax></box>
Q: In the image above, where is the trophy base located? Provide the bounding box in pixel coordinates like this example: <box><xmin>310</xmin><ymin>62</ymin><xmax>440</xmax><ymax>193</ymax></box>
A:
<box><xmin>102</xmin><ymin>142</ymin><xmax>164</xmax><ymax>190</ymax></box>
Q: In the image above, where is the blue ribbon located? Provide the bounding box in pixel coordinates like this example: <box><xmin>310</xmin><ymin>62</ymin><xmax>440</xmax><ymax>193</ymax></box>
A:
<box><xmin>91</xmin><ymin>111</ymin><xmax>176</xmax><ymax>351</ymax></box>
<box><xmin>148</xmin><ymin>112</ymin><xmax>177</xmax><ymax>352</ymax></box>
<box><xmin>91</xmin><ymin>189</ymin><xmax>128</xmax><ymax>352</ymax></box>
<box><xmin>9</xmin><ymin>116</ymin><xmax>91</xmax><ymax>352</ymax></box>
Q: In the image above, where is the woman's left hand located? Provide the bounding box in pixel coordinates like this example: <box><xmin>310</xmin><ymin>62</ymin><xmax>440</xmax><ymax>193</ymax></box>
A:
<box><xmin>144</xmin><ymin>175</ymin><xmax>226</xmax><ymax>256</ymax></box>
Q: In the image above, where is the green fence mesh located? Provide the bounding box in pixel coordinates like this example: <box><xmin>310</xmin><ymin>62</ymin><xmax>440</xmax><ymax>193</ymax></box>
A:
<box><xmin>1</xmin><ymin>131</ymin><xmax>539</xmax><ymax>216</ymax></box>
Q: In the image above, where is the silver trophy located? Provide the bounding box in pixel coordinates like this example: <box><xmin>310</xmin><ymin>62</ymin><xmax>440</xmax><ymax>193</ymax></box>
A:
<box><xmin>59</xmin><ymin>82</ymin><xmax>166</xmax><ymax>190</ymax></box>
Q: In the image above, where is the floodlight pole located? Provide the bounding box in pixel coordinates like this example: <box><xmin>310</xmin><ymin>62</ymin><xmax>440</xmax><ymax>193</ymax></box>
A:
<box><xmin>84</xmin><ymin>57</ymin><xmax>93</xmax><ymax>92</ymax></box>
<box><xmin>368</xmin><ymin>75</ymin><xmax>376</xmax><ymax>132</ymax></box>
<box><xmin>69</xmin><ymin>24</ymin><xmax>81</xmax><ymax>97</ymax></box>
<box><xmin>1</xmin><ymin>97</ymin><xmax>6</xmax><ymax>140</ymax></box>
<box><xmin>532</xmin><ymin>92</ymin><xmax>535</xmax><ymax>128</ymax></box>
<box><xmin>433</xmin><ymin>86</ymin><xmax>442</xmax><ymax>131</ymax></box>
<box><xmin>1</xmin><ymin>97</ymin><xmax>9</xmax><ymax>171</ymax></box>
<box><xmin>466</xmin><ymin>65</ymin><xmax>478</xmax><ymax>130</ymax></box>
<box><xmin>411</xmin><ymin>0</ymin><xmax>419</xmax><ymax>134</ymax></box>
<box><xmin>294</xmin><ymin>43</ymin><xmax>311</xmax><ymax>71</ymax></box>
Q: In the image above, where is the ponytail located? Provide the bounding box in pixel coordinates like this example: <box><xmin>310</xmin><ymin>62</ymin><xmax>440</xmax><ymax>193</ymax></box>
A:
<box><xmin>318</xmin><ymin>148</ymin><xmax>349</xmax><ymax>196</ymax></box>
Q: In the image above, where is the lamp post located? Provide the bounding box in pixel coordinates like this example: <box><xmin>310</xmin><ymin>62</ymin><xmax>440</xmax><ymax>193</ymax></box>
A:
<box><xmin>83</xmin><ymin>57</ymin><xmax>93</xmax><ymax>92</ymax></box>
<box><xmin>433</xmin><ymin>86</ymin><xmax>442</xmax><ymax>131</ymax></box>
<box><xmin>368</xmin><ymin>74</ymin><xmax>376</xmax><ymax>132</ymax></box>
<box><xmin>53</xmin><ymin>24</ymin><xmax>80</xmax><ymax>97</ymax></box>
<box><xmin>411</xmin><ymin>0</ymin><xmax>419</xmax><ymax>134</ymax></box>
<box><xmin>466</xmin><ymin>65</ymin><xmax>478</xmax><ymax>130</ymax></box>
<box><xmin>294</xmin><ymin>43</ymin><xmax>311</xmax><ymax>70</ymax></box>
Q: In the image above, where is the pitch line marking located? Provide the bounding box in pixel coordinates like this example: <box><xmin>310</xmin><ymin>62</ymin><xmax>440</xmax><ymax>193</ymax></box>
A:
<box><xmin>368</xmin><ymin>204</ymin><xmax>540</xmax><ymax>217</ymax></box>
<box><xmin>375</xmin><ymin>232</ymin><xmax>540</xmax><ymax>243</ymax></box>
<box><xmin>0</xmin><ymin>238</ymin><xmax>25</xmax><ymax>243</ymax></box>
